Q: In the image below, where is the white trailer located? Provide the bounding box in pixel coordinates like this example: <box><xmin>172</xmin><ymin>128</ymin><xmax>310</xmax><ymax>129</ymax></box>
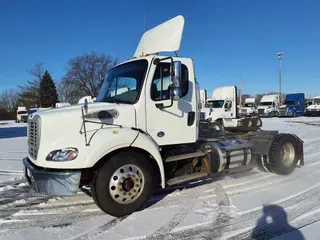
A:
<box><xmin>257</xmin><ymin>94</ymin><xmax>280</xmax><ymax>117</ymax></box>
<box><xmin>16</xmin><ymin>106</ymin><xmax>28</xmax><ymax>123</ymax></box>
<box><xmin>23</xmin><ymin>15</ymin><xmax>304</xmax><ymax>218</ymax></box>
<box><xmin>55</xmin><ymin>102</ymin><xmax>71</xmax><ymax>108</ymax></box>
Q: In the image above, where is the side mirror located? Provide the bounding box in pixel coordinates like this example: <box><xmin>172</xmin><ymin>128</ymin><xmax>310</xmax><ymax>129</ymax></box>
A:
<box><xmin>171</xmin><ymin>61</ymin><xmax>182</xmax><ymax>101</ymax></box>
<box><xmin>84</xmin><ymin>98</ymin><xmax>88</xmax><ymax>114</ymax></box>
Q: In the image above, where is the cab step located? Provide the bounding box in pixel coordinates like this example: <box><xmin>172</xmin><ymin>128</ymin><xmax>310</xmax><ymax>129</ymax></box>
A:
<box><xmin>166</xmin><ymin>172</ymin><xmax>208</xmax><ymax>186</ymax></box>
<box><xmin>165</xmin><ymin>151</ymin><xmax>206</xmax><ymax>163</ymax></box>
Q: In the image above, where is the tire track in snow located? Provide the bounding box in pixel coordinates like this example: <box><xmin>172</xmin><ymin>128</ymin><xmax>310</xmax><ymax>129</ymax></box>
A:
<box><xmin>146</xmin><ymin>183</ymin><xmax>320</xmax><ymax>240</ymax></box>
<box><xmin>146</xmin><ymin>183</ymin><xmax>231</xmax><ymax>240</ymax></box>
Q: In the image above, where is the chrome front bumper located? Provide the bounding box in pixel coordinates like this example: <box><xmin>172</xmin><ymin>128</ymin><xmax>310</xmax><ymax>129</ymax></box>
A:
<box><xmin>23</xmin><ymin>157</ymin><xmax>81</xmax><ymax>196</ymax></box>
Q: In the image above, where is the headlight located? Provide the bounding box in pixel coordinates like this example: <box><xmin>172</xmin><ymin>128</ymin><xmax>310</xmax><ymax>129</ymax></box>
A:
<box><xmin>46</xmin><ymin>148</ymin><xmax>79</xmax><ymax>161</ymax></box>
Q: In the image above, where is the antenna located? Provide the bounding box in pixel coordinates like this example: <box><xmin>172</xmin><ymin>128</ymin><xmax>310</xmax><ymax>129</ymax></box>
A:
<box><xmin>144</xmin><ymin>13</ymin><xmax>147</xmax><ymax>33</ymax></box>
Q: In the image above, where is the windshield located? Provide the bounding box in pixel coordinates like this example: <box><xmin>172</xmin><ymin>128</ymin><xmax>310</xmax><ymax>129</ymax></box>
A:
<box><xmin>96</xmin><ymin>60</ymin><xmax>148</xmax><ymax>104</ymax></box>
<box><xmin>244</xmin><ymin>103</ymin><xmax>253</xmax><ymax>107</ymax></box>
<box><xmin>205</xmin><ymin>100</ymin><xmax>224</xmax><ymax>108</ymax></box>
<box><xmin>314</xmin><ymin>98</ymin><xmax>320</xmax><ymax>105</ymax></box>
<box><xmin>284</xmin><ymin>100</ymin><xmax>295</xmax><ymax>105</ymax></box>
<box><xmin>260</xmin><ymin>102</ymin><xmax>273</xmax><ymax>106</ymax></box>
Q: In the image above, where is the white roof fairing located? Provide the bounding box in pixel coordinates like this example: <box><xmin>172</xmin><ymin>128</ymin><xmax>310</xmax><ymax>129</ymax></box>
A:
<box><xmin>133</xmin><ymin>15</ymin><xmax>185</xmax><ymax>57</ymax></box>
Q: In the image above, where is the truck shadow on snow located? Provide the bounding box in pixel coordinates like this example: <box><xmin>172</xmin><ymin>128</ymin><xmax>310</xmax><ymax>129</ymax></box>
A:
<box><xmin>0</xmin><ymin>127</ymin><xmax>27</xmax><ymax>139</ymax></box>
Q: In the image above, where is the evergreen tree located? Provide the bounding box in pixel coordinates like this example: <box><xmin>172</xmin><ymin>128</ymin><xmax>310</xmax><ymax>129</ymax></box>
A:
<box><xmin>39</xmin><ymin>70</ymin><xmax>58</xmax><ymax>107</ymax></box>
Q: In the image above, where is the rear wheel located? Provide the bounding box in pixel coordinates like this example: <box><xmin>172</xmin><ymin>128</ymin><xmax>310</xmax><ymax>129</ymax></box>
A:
<box><xmin>92</xmin><ymin>152</ymin><xmax>154</xmax><ymax>217</ymax></box>
<box><xmin>268</xmin><ymin>134</ymin><xmax>300</xmax><ymax>175</ymax></box>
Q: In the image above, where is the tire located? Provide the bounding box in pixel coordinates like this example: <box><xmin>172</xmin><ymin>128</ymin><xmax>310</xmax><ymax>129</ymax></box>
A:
<box><xmin>209</xmin><ymin>121</ymin><xmax>223</xmax><ymax>131</ymax></box>
<box><xmin>267</xmin><ymin>133</ymin><xmax>300</xmax><ymax>175</ymax></box>
<box><xmin>92</xmin><ymin>151</ymin><xmax>155</xmax><ymax>217</ymax></box>
<box><xmin>255</xmin><ymin>154</ymin><xmax>272</xmax><ymax>173</ymax></box>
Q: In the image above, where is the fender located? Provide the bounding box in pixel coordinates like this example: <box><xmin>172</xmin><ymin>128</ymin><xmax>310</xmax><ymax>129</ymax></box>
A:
<box><xmin>131</xmin><ymin>132</ymin><xmax>165</xmax><ymax>188</ymax></box>
<box><xmin>84</xmin><ymin>128</ymin><xmax>139</xmax><ymax>168</ymax></box>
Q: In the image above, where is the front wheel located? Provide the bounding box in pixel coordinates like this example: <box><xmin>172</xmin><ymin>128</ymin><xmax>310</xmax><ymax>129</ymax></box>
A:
<box><xmin>209</xmin><ymin>121</ymin><xmax>223</xmax><ymax>131</ymax></box>
<box><xmin>92</xmin><ymin>152</ymin><xmax>154</xmax><ymax>217</ymax></box>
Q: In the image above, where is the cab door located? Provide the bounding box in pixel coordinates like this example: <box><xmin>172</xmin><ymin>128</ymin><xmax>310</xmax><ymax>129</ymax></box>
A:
<box><xmin>223</xmin><ymin>100</ymin><xmax>234</xmax><ymax>118</ymax></box>
<box><xmin>145</xmin><ymin>58</ymin><xmax>197</xmax><ymax>146</ymax></box>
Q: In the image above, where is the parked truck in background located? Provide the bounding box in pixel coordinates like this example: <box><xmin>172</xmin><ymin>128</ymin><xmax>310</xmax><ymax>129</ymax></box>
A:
<box><xmin>257</xmin><ymin>94</ymin><xmax>280</xmax><ymax>117</ymax></box>
<box><xmin>306</xmin><ymin>96</ymin><xmax>320</xmax><ymax>116</ymax></box>
<box><xmin>239</xmin><ymin>98</ymin><xmax>257</xmax><ymax>117</ymax></box>
<box><xmin>277</xmin><ymin>93</ymin><xmax>305</xmax><ymax>117</ymax></box>
<box><xmin>16</xmin><ymin>106</ymin><xmax>28</xmax><ymax>123</ymax></box>
<box><xmin>200</xmin><ymin>86</ymin><xmax>262</xmax><ymax>131</ymax></box>
<box><xmin>23</xmin><ymin>15</ymin><xmax>304</xmax><ymax>218</ymax></box>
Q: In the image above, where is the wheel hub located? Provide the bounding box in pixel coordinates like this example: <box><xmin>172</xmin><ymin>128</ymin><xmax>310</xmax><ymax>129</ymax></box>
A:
<box><xmin>122</xmin><ymin>178</ymin><xmax>134</xmax><ymax>191</ymax></box>
<box><xmin>109</xmin><ymin>164</ymin><xmax>144</xmax><ymax>204</ymax></box>
<box><xmin>281</xmin><ymin>142</ymin><xmax>295</xmax><ymax>167</ymax></box>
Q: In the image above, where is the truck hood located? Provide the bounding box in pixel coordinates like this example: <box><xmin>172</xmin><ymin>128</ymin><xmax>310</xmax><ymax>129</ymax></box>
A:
<box><xmin>257</xmin><ymin>106</ymin><xmax>272</xmax><ymax>110</ymax></box>
<box><xmin>201</xmin><ymin>107</ymin><xmax>223</xmax><ymax>120</ymax></box>
<box><xmin>307</xmin><ymin>104</ymin><xmax>320</xmax><ymax>110</ymax></box>
<box><xmin>27</xmin><ymin>102</ymin><xmax>138</xmax><ymax>167</ymax></box>
<box><xmin>29</xmin><ymin>102</ymin><xmax>136</xmax><ymax>129</ymax></box>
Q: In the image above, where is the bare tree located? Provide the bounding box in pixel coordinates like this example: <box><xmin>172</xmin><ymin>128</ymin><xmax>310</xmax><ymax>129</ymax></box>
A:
<box><xmin>17</xmin><ymin>62</ymin><xmax>45</xmax><ymax>107</ymax></box>
<box><xmin>56</xmin><ymin>80</ymin><xmax>86</xmax><ymax>104</ymax></box>
<box><xmin>0</xmin><ymin>88</ymin><xmax>19</xmax><ymax>112</ymax></box>
<box><xmin>62</xmin><ymin>51</ymin><xmax>119</xmax><ymax>97</ymax></box>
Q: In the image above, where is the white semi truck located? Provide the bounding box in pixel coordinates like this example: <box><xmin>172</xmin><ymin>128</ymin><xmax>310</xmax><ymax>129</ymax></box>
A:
<box><xmin>23</xmin><ymin>15</ymin><xmax>304</xmax><ymax>217</ymax></box>
<box><xmin>239</xmin><ymin>98</ymin><xmax>257</xmax><ymax>117</ymax></box>
<box><xmin>200</xmin><ymin>86</ymin><xmax>261</xmax><ymax>131</ymax></box>
<box><xmin>257</xmin><ymin>94</ymin><xmax>280</xmax><ymax>117</ymax></box>
<box><xmin>305</xmin><ymin>96</ymin><xmax>320</xmax><ymax>116</ymax></box>
<box><xmin>16</xmin><ymin>106</ymin><xmax>28</xmax><ymax>123</ymax></box>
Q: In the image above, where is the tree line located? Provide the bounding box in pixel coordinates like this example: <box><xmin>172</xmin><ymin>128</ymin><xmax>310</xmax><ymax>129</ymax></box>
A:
<box><xmin>0</xmin><ymin>51</ymin><xmax>119</xmax><ymax>120</ymax></box>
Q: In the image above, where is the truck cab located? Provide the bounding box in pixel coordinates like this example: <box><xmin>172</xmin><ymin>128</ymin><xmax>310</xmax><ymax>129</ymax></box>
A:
<box><xmin>306</xmin><ymin>96</ymin><xmax>320</xmax><ymax>116</ymax></box>
<box><xmin>278</xmin><ymin>93</ymin><xmax>305</xmax><ymax>117</ymax></box>
<box><xmin>201</xmin><ymin>86</ymin><xmax>261</xmax><ymax>130</ymax></box>
<box><xmin>239</xmin><ymin>97</ymin><xmax>257</xmax><ymax>116</ymax></box>
<box><xmin>201</xmin><ymin>86</ymin><xmax>237</xmax><ymax>123</ymax></box>
<box><xmin>23</xmin><ymin>15</ymin><xmax>304</xmax><ymax>218</ymax></box>
<box><xmin>257</xmin><ymin>94</ymin><xmax>280</xmax><ymax>117</ymax></box>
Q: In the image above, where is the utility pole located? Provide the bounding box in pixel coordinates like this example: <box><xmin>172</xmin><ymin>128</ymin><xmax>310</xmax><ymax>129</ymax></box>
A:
<box><xmin>278</xmin><ymin>52</ymin><xmax>283</xmax><ymax>102</ymax></box>
<box><xmin>239</xmin><ymin>77</ymin><xmax>244</xmax><ymax>107</ymax></box>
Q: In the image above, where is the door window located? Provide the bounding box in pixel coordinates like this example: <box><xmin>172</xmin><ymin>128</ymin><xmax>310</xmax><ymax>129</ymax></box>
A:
<box><xmin>151</xmin><ymin>63</ymin><xmax>189</xmax><ymax>101</ymax></box>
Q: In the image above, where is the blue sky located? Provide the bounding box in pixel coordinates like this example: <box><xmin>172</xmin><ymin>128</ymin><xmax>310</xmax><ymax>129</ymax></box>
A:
<box><xmin>0</xmin><ymin>0</ymin><xmax>319</xmax><ymax>97</ymax></box>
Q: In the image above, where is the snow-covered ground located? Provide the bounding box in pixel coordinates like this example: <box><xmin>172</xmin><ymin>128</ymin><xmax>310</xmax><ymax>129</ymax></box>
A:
<box><xmin>1</xmin><ymin>117</ymin><xmax>320</xmax><ymax>239</ymax></box>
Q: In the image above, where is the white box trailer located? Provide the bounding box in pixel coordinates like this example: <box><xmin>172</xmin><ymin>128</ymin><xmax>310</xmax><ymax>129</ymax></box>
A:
<box><xmin>16</xmin><ymin>106</ymin><xmax>28</xmax><ymax>123</ymax></box>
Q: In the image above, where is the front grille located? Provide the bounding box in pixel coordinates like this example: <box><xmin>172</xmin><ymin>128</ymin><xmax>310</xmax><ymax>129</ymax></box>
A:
<box><xmin>241</xmin><ymin>109</ymin><xmax>247</xmax><ymax>113</ymax></box>
<box><xmin>28</xmin><ymin>116</ymin><xmax>41</xmax><ymax>160</ymax></box>
<box><xmin>258</xmin><ymin>109</ymin><xmax>265</xmax><ymax>114</ymax></box>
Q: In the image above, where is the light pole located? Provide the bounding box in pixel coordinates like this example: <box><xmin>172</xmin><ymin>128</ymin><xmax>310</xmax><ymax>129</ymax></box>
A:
<box><xmin>278</xmin><ymin>52</ymin><xmax>283</xmax><ymax>102</ymax></box>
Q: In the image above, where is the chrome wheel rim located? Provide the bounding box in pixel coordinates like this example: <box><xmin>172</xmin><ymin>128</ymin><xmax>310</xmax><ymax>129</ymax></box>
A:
<box><xmin>281</xmin><ymin>143</ymin><xmax>295</xmax><ymax>167</ymax></box>
<box><xmin>109</xmin><ymin>164</ymin><xmax>145</xmax><ymax>204</ymax></box>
